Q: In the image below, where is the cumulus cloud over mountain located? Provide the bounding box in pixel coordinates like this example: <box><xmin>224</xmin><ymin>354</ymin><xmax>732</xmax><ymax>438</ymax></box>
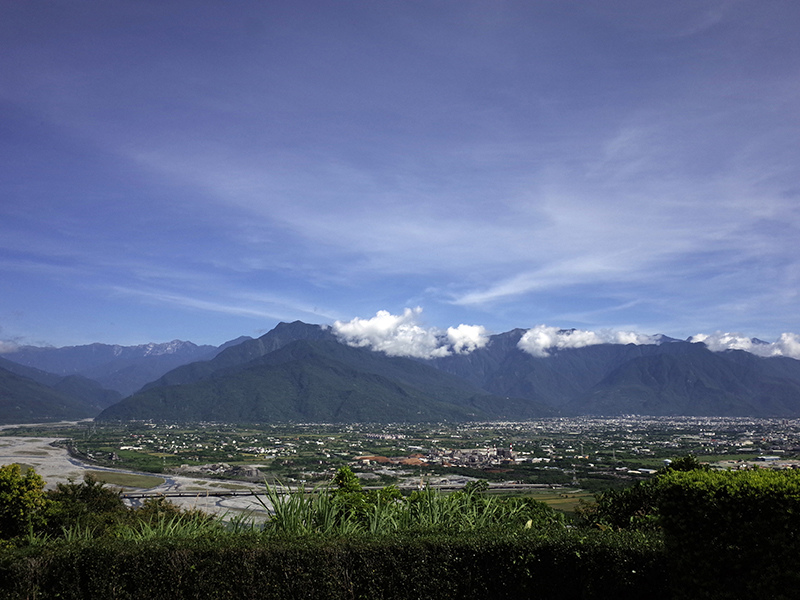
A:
<box><xmin>332</xmin><ymin>307</ymin><xmax>800</xmax><ymax>359</ymax></box>
<box><xmin>332</xmin><ymin>308</ymin><xmax>489</xmax><ymax>359</ymax></box>
<box><xmin>517</xmin><ymin>325</ymin><xmax>660</xmax><ymax>357</ymax></box>
<box><xmin>332</xmin><ymin>308</ymin><xmax>800</xmax><ymax>361</ymax></box>
<box><xmin>690</xmin><ymin>332</ymin><xmax>800</xmax><ymax>359</ymax></box>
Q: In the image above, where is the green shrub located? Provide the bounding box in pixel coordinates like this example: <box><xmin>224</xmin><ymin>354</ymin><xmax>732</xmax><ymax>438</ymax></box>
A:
<box><xmin>0</xmin><ymin>464</ymin><xmax>48</xmax><ymax>539</ymax></box>
<box><xmin>576</xmin><ymin>453</ymin><xmax>711</xmax><ymax>531</ymax></box>
<box><xmin>0</xmin><ymin>530</ymin><xmax>668</xmax><ymax>600</ymax></box>
<box><xmin>576</xmin><ymin>478</ymin><xmax>662</xmax><ymax>531</ymax></box>
<box><xmin>43</xmin><ymin>473</ymin><xmax>127</xmax><ymax>536</ymax></box>
<box><xmin>657</xmin><ymin>468</ymin><xmax>800</xmax><ymax>599</ymax></box>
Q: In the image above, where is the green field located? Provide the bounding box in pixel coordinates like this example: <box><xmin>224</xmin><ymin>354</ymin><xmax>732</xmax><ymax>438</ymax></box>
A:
<box><xmin>704</xmin><ymin>453</ymin><xmax>764</xmax><ymax>462</ymax></box>
<box><xmin>523</xmin><ymin>489</ymin><xmax>594</xmax><ymax>513</ymax></box>
<box><xmin>86</xmin><ymin>470</ymin><xmax>165</xmax><ymax>489</ymax></box>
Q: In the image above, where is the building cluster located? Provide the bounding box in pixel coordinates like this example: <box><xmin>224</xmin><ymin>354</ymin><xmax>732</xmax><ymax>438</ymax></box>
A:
<box><xmin>356</xmin><ymin>445</ymin><xmax>517</xmax><ymax>468</ymax></box>
<box><xmin>174</xmin><ymin>462</ymin><xmax>264</xmax><ymax>480</ymax></box>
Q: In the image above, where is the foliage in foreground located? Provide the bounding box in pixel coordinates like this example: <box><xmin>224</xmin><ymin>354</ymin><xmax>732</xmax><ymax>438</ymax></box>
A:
<box><xmin>0</xmin><ymin>529</ymin><xmax>667</xmax><ymax>600</ymax></box>
<box><xmin>657</xmin><ymin>468</ymin><xmax>800</xmax><ymax>599</ymax></box>
<box><xmin>0</xmin><ymin>464</ymin><xmax>48</xmax><ymax>539</ymax></box>
<box><xmin>0</xmin><ymin>465</ymin><xmax>565</xmax><ymax>544</ymax></box>
<box><xmin>577</xmin><ymin>457</ymin><xmax>800</xmax><ymax>599</ymax></box>
<box><xmin>575</xmin><ymin>453</ymin><xmax>709</xmax><ymax>530</ymax></box>
<box><xmin>5</xmin><ymin>461</ymin><xmax>800</xmax><ymax>598</ymax></box>
<box><xmin>0</xmin><ymin>467</ymin><xmax>216</xmax><ymax>546</ymax></box>
<box><xmin>258</xmin><ymin>466</ymin><xmax>566</xmax><ymax>536</ymax></box>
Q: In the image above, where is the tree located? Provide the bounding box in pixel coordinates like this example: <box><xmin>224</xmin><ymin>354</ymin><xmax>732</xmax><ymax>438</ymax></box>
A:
<box><xmin>0</xmin><ymin>464</ymin><xmax>48</xmax><ymax>539</ymax></box>
<box><xmin>332</xmin><ymin>466</ymin><xmax>362</xmax><ymax>493</ymax></box>
<box><xmin>45</xmin><ymin>472</ymin><xmax>127</xmax><ymax>534</ymax></box>
<box><xmin>464</xmin><ymin>479</ymin><xmax>490</xmax><ymax>495</ymax></box>
<box><xmin>662</xmin><ymin>454</ymin><xmax>708</xmax><ymax>473</ymax></box>
<box><xmin>578</xmin><ymin>479</ymin><xmax>662</xmax><ymax>531</ymax></box>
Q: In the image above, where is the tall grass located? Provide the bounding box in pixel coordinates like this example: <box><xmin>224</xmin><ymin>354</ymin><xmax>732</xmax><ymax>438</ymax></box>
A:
<box><xmin>113</xmin><ymin>514</ymin><xmax>224</xmax><ymax>541</ymax></box>
<box><xmin>60</xmin><ymin>525</ymin><xmax>95</xmax><ymax>543</ymax></box>
<box><xmin>405</xmin><ymin>487</ymin><xmax>526</xmax><ymax>531</ymax></box>
<box><xmin>254</xmin><ymin>481</ymin><xmax>562</xmax><ymax>537</ymax></box>
<box><xmin>11</xmin><ymin>476</ymin><xmax>563</xmax><ymax>545</ymax></box>
<box><xmin>255</xmin><ymin>481</ymin><xmax>362</xmax><ymax>536</ymax></box>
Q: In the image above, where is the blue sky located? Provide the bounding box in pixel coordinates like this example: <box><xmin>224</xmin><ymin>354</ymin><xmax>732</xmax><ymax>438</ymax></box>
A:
<box><xmin>1</xmin><ymin>1</ymin><xmax>799</xmax><ymax>355</ymax></box>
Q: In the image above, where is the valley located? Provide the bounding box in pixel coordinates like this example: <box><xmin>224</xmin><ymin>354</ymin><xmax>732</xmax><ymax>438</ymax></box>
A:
<box><xmin>4</xmin><ymin>416</ymin><xmax>799</xmax><ymax>516</ymax></box>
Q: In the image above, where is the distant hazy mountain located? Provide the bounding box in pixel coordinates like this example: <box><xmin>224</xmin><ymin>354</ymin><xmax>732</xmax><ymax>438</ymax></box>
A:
<box><xmin>96</xmin><ymin>321</ymin><xmax>800</xmax><ymax>423</ymax></box>
<box><xmin>3</xmin><ymin>339</ymin><xmax>226</xmax><ymax>396</ymax></box>
<box><xmin>0</xmin><ymin>356</ymin><xmax>121</xmax><ymax>424</ymax></box>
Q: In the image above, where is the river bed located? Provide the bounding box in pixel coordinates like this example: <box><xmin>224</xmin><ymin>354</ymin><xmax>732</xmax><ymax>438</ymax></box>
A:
<box><xmin>0</xmin><ymin>434</ymin><xmax>271</xmax><ymax>518</ymax></box>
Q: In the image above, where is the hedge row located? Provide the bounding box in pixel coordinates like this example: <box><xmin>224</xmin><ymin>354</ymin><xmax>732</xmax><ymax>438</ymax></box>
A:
<box><xmin>0</xmin><ymin>530</ymin><xmax>667</xmax><ymax>600</ymax></box>
<box><xmin>657</xmin><ymin>469</ymin><xmax>800</xmax><ymax>600</ymax></box>
<box><xmin>5</xmin><ymin>468</ymin><xmax>800</xmax><ymax>599</ymax></box>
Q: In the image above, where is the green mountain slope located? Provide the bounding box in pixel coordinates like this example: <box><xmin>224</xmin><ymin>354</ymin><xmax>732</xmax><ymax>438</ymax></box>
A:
<box><xmin>98</xmin><ymin>320</ymin><xmax>800</xmax><ymax>422</ymax></box>
<box><xmin>575</xmin><ymin>347</ymin><xmax>800</xmax><ymax>416</ymax></box>
<box><xmin>433</xmin><ymin>336</ymin><xmax>800</xmax><ymax>416</ymax></box>
<box><xmin>98</xmin><ymin>339</ymin><xmax>548</xmax><ymax>423</ymax></box>
<box><xmin>0</xmin><ymin>366</ymin><xmax>101</xmax><ymax>424</ymax></box>
<box><xmin>0</xmin><ymin>357</ymin><xmax>122</xmax><ymax>424</ymax></box>
<box><xmin>138</xmin><ymin>321</ymin><xmax>333</xmax><ymax>392</ymax></box>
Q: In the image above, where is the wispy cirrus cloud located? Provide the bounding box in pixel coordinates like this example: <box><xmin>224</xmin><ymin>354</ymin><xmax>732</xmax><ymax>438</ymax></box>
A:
<box><xmin>1</xmin><ymin>2</ymin><xmax>799</xmax><ymax>347</ymax></box>
<box><xmin>109</xmin><ymin>286</ymin><xmax>329</xmax><ymax>324</ymax></box>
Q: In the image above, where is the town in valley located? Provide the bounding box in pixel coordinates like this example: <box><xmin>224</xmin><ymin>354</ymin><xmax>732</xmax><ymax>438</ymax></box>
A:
<box><xmin>4</xmin><ymin>416</ymin><xmax>799</xmax><ymax>512</ymax></box>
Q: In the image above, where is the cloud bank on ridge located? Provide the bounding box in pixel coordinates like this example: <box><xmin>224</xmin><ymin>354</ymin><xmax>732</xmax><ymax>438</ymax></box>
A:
<box><xmin>690</xmin><ymin>332</ymin><xmax>800</xmax><ymax>359</ymax></box>
<box><xmin>332</xmin><ymin>308</ymin><xmax>489</xmax><ymax>359</ymax></box>
<box><xmin>331</xmin><ymin>308</ymin><xmax>800</xmax><ymax>361</ymax></box>
<box><xmin>517</xmin><ymin>325</ymin><xmax>660</xmax><ymax>357</ymax></box>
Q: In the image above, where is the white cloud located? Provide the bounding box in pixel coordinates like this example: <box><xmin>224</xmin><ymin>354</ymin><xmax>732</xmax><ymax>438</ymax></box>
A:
<box><xmin>690</xmin><ymin>332</ymin><xmax>800</xmax><ymax>359</ymax></box>
<box><xmin>447</xmin><ymin>324</ymin><xmax>490</xmax><ymax>354</ymax></box>
<box><xmin>332</xmin><ymin>308</ymin><xmax>489</xmax><ymax>359</ymax></box>
<box><xmin>332</xmin><ymin>313</ymin><xmax>800</xmax><ymax>363</ymax></box>
<box><xmin>776</xmin><ymin>333</ymin><xmax>800</xmax><ymax>359</ymax></box>
<box><xmin>0</xmin><ymin>340</ymin><xmax>18</xmax><ymax>354</ymax></box>
<box><xmin>110</xmin><ymin>286</ymin><xmax>332</xmax><ymax>324</ymax></box>
<box><xmin>517</xmin><ymin>325</ymin><xmax>660</xmax><ymax>357</ymax></box>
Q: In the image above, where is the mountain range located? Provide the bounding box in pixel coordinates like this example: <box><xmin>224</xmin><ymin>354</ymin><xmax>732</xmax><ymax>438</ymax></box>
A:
<box><xmin>3</xmin><ymin>321</ymin><xmax>800</xmax><ymax>424</ymax></box>
<box><xmin>0</xmin><ymin>355</ymin><xmax>121</xmax><ymax>424</ymax></box>
<box><xmin>3</xmin><ymin>338</ymin><xmax>250</xmax><ymax>396</ymax></box>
